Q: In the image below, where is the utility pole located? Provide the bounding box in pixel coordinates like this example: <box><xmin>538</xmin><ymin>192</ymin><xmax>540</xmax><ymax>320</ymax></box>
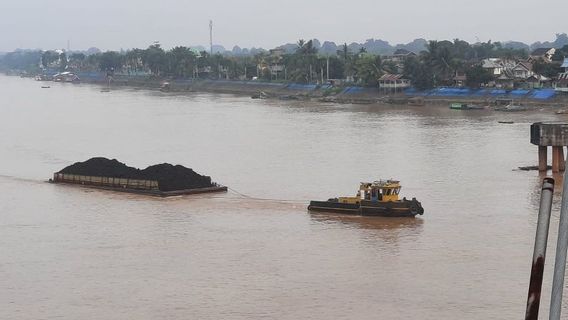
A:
<box><xmin>209</xmin><ymin>20</ymin><xmax>213</xmax><ymax>55</ymax></box>
<box><xmin>326</xmin><ymin>56</ymin><xmax>330</xmax><ymax>81</ymax></box>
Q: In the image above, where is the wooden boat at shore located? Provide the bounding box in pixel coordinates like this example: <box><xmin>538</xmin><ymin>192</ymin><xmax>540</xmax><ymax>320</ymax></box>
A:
<box><xmin>495</xmin><ymin>104</ymin><xmax>528</xmax><ymax>112</ymax></box>
<box><xmin>408</xmin><ymin>97</ymin><xmax>425</xmax><ymax>106</ymax></box>
<box><xmin>308</xmin><ymin>180</ymin><xmax>424</xmax><ymax>217</ymax></box>
<box><xmin>251</xmin><ymin>91</ymin><xmax>268</xmax><ymax>99</ymax></box>
<box><xmin>450</xmin><ymin>102</ymin><xmax>485</xmax><ymax>110</ymax></box>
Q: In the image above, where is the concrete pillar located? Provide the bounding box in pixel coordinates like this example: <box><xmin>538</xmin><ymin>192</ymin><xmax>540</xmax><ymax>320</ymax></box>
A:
<box><xmin>539</xmin><ymin>146</ymin><xmax>548</xmax><ymax>171</ymax></box>
<box><xmin>552</xmin><ymin>146</ymin><xmax>565</xmax><ymax>173</ymax></box>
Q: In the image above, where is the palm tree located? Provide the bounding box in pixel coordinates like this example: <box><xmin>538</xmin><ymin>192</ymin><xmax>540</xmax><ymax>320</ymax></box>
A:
<box><xmin>424</xmin><ymin>40</ymin><xmax>455</xmax><ymax>85</ymax></box>
<box><xmin>170</xmin><ymin>46</ymin><xmax>196</xmax><ymax>78</ymax></box>
<box><xmin>291</xmin><ymin>39</ymin><xmax>319</xmax><ymax>83</ymax></box>
<box><xmin>125</xmin><ymin>49</ymin><xmax>144</xmax><ymax>74</ymax></box>
<box><xmin>337</xmin><ymin>43</ymin><xmax>354</xmax><ymax>80</ymax></box>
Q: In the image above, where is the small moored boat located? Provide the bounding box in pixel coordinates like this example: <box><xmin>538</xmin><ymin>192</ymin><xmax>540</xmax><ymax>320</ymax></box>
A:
<box><xmin>495</xmin><ymin>104</ymin><xmax>528</xmax><ymax>112</ymax></box>
<box><xmin>308</xmin><ymin>180</ymin><xmax>424</xmax><ymax>217</ymax></box>
<box><xmin>450</xmin><ymin>102</ymin><xmax>485</xmax><ymax>110</ymax></box>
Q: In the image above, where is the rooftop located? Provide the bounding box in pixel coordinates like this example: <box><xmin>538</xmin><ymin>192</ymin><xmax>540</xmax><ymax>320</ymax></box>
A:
<box><xmin>378</xmin><ymin>74</ymin><xmax>406</xmax><ymax>81</ymax></box>
<box><xmin>393</xmin><ymin>49</ymin><xmax>416</xmax><ymax>56</ymax></box>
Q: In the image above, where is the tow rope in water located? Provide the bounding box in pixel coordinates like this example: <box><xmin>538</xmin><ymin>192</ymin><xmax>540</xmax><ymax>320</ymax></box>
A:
<box><xmin>227</xmin><ymin>187</ymin><xmax>307</xmax><ymax>204</ymax></box>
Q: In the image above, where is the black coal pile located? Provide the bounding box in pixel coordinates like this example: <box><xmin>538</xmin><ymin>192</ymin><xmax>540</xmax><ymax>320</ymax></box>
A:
<box><xmin>59</xmin><ymin>157</ymin><xmax>214</xmax><ymax>191</ymax></box>
<box><xmin>59</xmin><ymin>158</ymin><xmax>140</xmax><ymax>178</ymax></box>
<box><xmin>140</xmin><ymin>163</ymin><xmax>212</xmax><ymax>191</ymax></box>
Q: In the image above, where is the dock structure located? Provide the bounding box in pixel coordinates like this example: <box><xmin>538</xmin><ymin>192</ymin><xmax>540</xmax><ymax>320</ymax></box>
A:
<box><xmin>531</xmin><ymin>122</ymin><xmax>568</xmax><ymax>172</ymax></box>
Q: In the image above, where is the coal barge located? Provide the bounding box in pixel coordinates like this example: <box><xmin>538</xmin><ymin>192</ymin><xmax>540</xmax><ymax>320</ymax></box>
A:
<box><xmin>50</xmin><ymin>158</ymin><xmax>227</xmax><ymax>197</ymax></box>
<box><xmin>308</xmin><ymin>180</ymin><xmax>424</xmax><ymax>217</ymax></box>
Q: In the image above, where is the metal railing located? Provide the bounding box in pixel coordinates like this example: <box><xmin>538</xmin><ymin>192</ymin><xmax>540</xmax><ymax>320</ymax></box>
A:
<box><xmin>525</xmin><ymin>171</ymin><xmax>568</xmax><ymax>320</ymax></box>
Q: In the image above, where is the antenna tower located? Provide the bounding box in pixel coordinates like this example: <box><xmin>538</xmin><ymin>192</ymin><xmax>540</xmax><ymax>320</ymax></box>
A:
<box><xmin>209</xmin><ymin>20</ymin><xmax>213</xmax><ymax>55</ymax></box>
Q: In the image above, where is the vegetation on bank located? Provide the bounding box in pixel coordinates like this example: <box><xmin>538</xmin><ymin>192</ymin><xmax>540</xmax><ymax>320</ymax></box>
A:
<box><xmin>2</xmin><ymin>37</ymin><xmax>568</xmax><ymax>90</ymax></box>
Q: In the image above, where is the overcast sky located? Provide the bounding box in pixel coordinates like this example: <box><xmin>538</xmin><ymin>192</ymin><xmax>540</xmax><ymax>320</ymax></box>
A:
<box><xmin>1</xmin><ymin>0</ymin><xmax>566</xmax><ymax>52</ymax></box>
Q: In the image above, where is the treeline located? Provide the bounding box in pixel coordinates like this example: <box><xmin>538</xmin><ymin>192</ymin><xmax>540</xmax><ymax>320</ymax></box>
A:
<box><xmin>2</xmin><ymin>38</ymin><xmax>568</xmax><ymax>89</ymax></box>
<box><xmin>403</xmin><ymin>40</ymin><xmax>567</xmax><ymax>89</ymax></box>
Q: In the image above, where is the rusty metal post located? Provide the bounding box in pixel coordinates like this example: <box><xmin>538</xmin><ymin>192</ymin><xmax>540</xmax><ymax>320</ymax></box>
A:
<box><xmin>560</xmin><ymin>148</ymin><xmax>566</xmax><ymax>172</ymax></box>
<box><xmin>552</xmin><ymin>147</ymin><xmax>566</xmax><ymax>173</ymax></box>
<box><xmin>553</xmin><ymin>147</ymin><xmax>560</xmax><ymax>173</ymax></box>
<box><xmin>551</xmin><ymin>166</ymin><xmax>568</xmax><ymax>320</ymax></box>
<box><xmin>525</xmin><ymin>177</ymin><xmax>554</xmax><ymax>320</ymax></box>
<box><xmin>539</xmin><ymin>146</ymin><xmax>548</xmax><ymax>171</ymax></box>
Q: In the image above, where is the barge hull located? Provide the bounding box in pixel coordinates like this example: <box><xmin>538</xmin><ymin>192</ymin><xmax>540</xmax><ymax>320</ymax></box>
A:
<box><xmin>50</xmin><ymin>173</ymin><xmax>227</xmax><ymax>197</ymax></box>
<box><xmin>308</xmin><ymin>201</ymin><xmax>360</xmax><ymax>214</ymax></box>
<box><xmin>308</xmin><ymin>200</ymin><xmax>423</xmax><ymax>217</ymax></box>
<box><xmin>50</xmin><ymin>180</ymin><xmax>228</xmax><ymax>197</ymax></box>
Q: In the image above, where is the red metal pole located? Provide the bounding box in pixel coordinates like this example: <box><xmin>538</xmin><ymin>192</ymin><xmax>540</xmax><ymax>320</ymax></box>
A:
<box><xmin>525</xmin><ymin>177</ymin><xmax>555</xmax><ymax>320</ymax></box>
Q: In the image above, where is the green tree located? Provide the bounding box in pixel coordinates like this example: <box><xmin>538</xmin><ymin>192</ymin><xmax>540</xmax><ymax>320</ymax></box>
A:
<box><xmin>58</xmin><ymin>52</ymin><xmax>67</xmax><ymax>71</ymax></box>
<box><xmin>403</xmin><ymin>55</ymin><xmax>434</xmax><ymax>90</ymax></box>
<box><xmin>337</xmin><ymin>43</ymin><xmax>354</xmax><ymax>80</ymax></box>
<box><xmin>142</xmin><ymin>44</ymin><xmax>166</xmax><ymax>75</ymax></box>
<box><xmin>354</xmin><ymin>54</ymin><xmax>382</xmax><ymax>86</ymax></box>
<box><xmin>125</xmin><ymin>49</ymin><xmax>144</xmax><ymax>74</ymax></box>
<box><xmin>41</xmin><ymin>51</ymin><xmax>59</xmax><ymax>68</ymax></box>
<box><xmin>533</xmin><ymin>58</ymin><xmax>562</xmax><ymax>78</ymax></box>
<box><xmin>0</xmin><ymin>50</ymin><xmax>42</xmax><ymax>73</ymax></box>
<box><xmin>98</xmin><ymin>51</ymin><xmax>123</xmax><ymax>72</ymax></box>
<box><xmin>169</xmin><ymin>46</ymin><xmax>196</xmax><ymax>78</ymax></box>
<box><xmin>289</xmin><ymin>39</ymin><xmax>318</xmax><ymax>83</ymax></box>
<box><xmin>424</xmin><ymin>40</ymin><xmax>455</xmax><ymax>84</ymax></box>
<box><xmin>465</xmin><ymin>65</ymin><xmax>493</xmax><ymax>88</ymax></box>
<box><xmin>552</xmin><ymin>45</ymin><xmax>568</xmax><ymax>62</ymax></box>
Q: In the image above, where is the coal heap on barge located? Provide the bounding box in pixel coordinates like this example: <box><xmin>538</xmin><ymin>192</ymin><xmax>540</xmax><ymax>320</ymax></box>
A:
<box><xmin>54</xmin><ymin>157</ymin><xmax>225</xmax><ymax>195</ymax></box>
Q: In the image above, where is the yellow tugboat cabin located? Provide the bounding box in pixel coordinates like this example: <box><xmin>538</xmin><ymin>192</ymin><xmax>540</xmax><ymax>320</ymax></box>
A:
<box><xmin>338</xmin><ymin>180</ymin><xmax>402</xmax><ymax>204</ymax></box>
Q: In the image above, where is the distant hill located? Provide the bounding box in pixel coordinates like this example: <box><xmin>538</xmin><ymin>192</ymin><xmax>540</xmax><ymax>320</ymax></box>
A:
<box><xmin>7</xmin><ymin>33</ymin><xmax>567</xmax><ymax>57</ymax></box>
<box><xmin>530</xmin><ymin>33</ymin><xmax>568</xmax><ymax>50</ymax></box>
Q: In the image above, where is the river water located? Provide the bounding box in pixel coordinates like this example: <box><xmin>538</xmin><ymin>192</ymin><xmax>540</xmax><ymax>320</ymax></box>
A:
<box><xmin>1</xmin><ymin>75</ymin><xmax>567</xmax><ymax>319</ymax></box>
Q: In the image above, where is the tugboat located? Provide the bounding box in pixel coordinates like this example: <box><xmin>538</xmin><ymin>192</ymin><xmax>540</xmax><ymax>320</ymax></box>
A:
<box><xmin>308</xmin><ymin>180</ymin><xmax>424</xmax><ymax>217</ymax></box>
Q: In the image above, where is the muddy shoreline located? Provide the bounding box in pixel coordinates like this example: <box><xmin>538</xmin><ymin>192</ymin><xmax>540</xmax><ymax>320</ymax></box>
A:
<box><xmin>23</xmin><ymin>73</ymin><xmax>568</xmax><ymax>108</ymax></box>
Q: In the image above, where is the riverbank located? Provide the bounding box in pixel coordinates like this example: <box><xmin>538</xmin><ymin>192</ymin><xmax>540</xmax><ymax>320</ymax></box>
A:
<box><xmin>19</xmin><ymin>72</ymin><xmax>568</xmax><ymax>108</ymax></box>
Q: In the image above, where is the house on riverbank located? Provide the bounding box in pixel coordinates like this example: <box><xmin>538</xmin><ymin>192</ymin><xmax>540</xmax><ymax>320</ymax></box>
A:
<box><xmin>556</xmin><ymin>58</ymin><xmax>568</xmax><ymax>93</ymax></box>
<box><xmin>378</xmin><ymin>74</ymin><xmax>411</xmax><ymax>93</ymax></box>
<box><xmin>480</xmin><ymin>58</ymin><xmax>557</xmax><ymax>89</ymax></box>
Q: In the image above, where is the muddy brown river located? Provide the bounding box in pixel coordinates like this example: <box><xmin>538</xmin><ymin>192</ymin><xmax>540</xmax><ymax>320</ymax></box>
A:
<box><xmin>1</xmin><ymin>75</ymin><xmax>568</xmax><ymax>319</ymax></box>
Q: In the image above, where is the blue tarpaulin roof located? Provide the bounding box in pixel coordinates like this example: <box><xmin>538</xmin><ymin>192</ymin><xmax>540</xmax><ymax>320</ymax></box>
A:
<box><xmin>341</xmin><ymin>86</ymin><xmax>364</xmax><ymax>94</ymax></box>
<box><xmin>404</xmin><ymin>87</ymin><xmax>556</xmax><ymax>100</ymax></box>
<box><xmin>531</xmin><ymin>89</ymin><xmax>556</xmax><ymax>100</ymax></box>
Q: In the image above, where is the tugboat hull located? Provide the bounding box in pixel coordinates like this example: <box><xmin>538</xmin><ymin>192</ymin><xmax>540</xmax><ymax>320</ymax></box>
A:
<box><xmin>308</xmin><ymin>199</ymin><xmax>424</xmax><ymax>217</ymax></box>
